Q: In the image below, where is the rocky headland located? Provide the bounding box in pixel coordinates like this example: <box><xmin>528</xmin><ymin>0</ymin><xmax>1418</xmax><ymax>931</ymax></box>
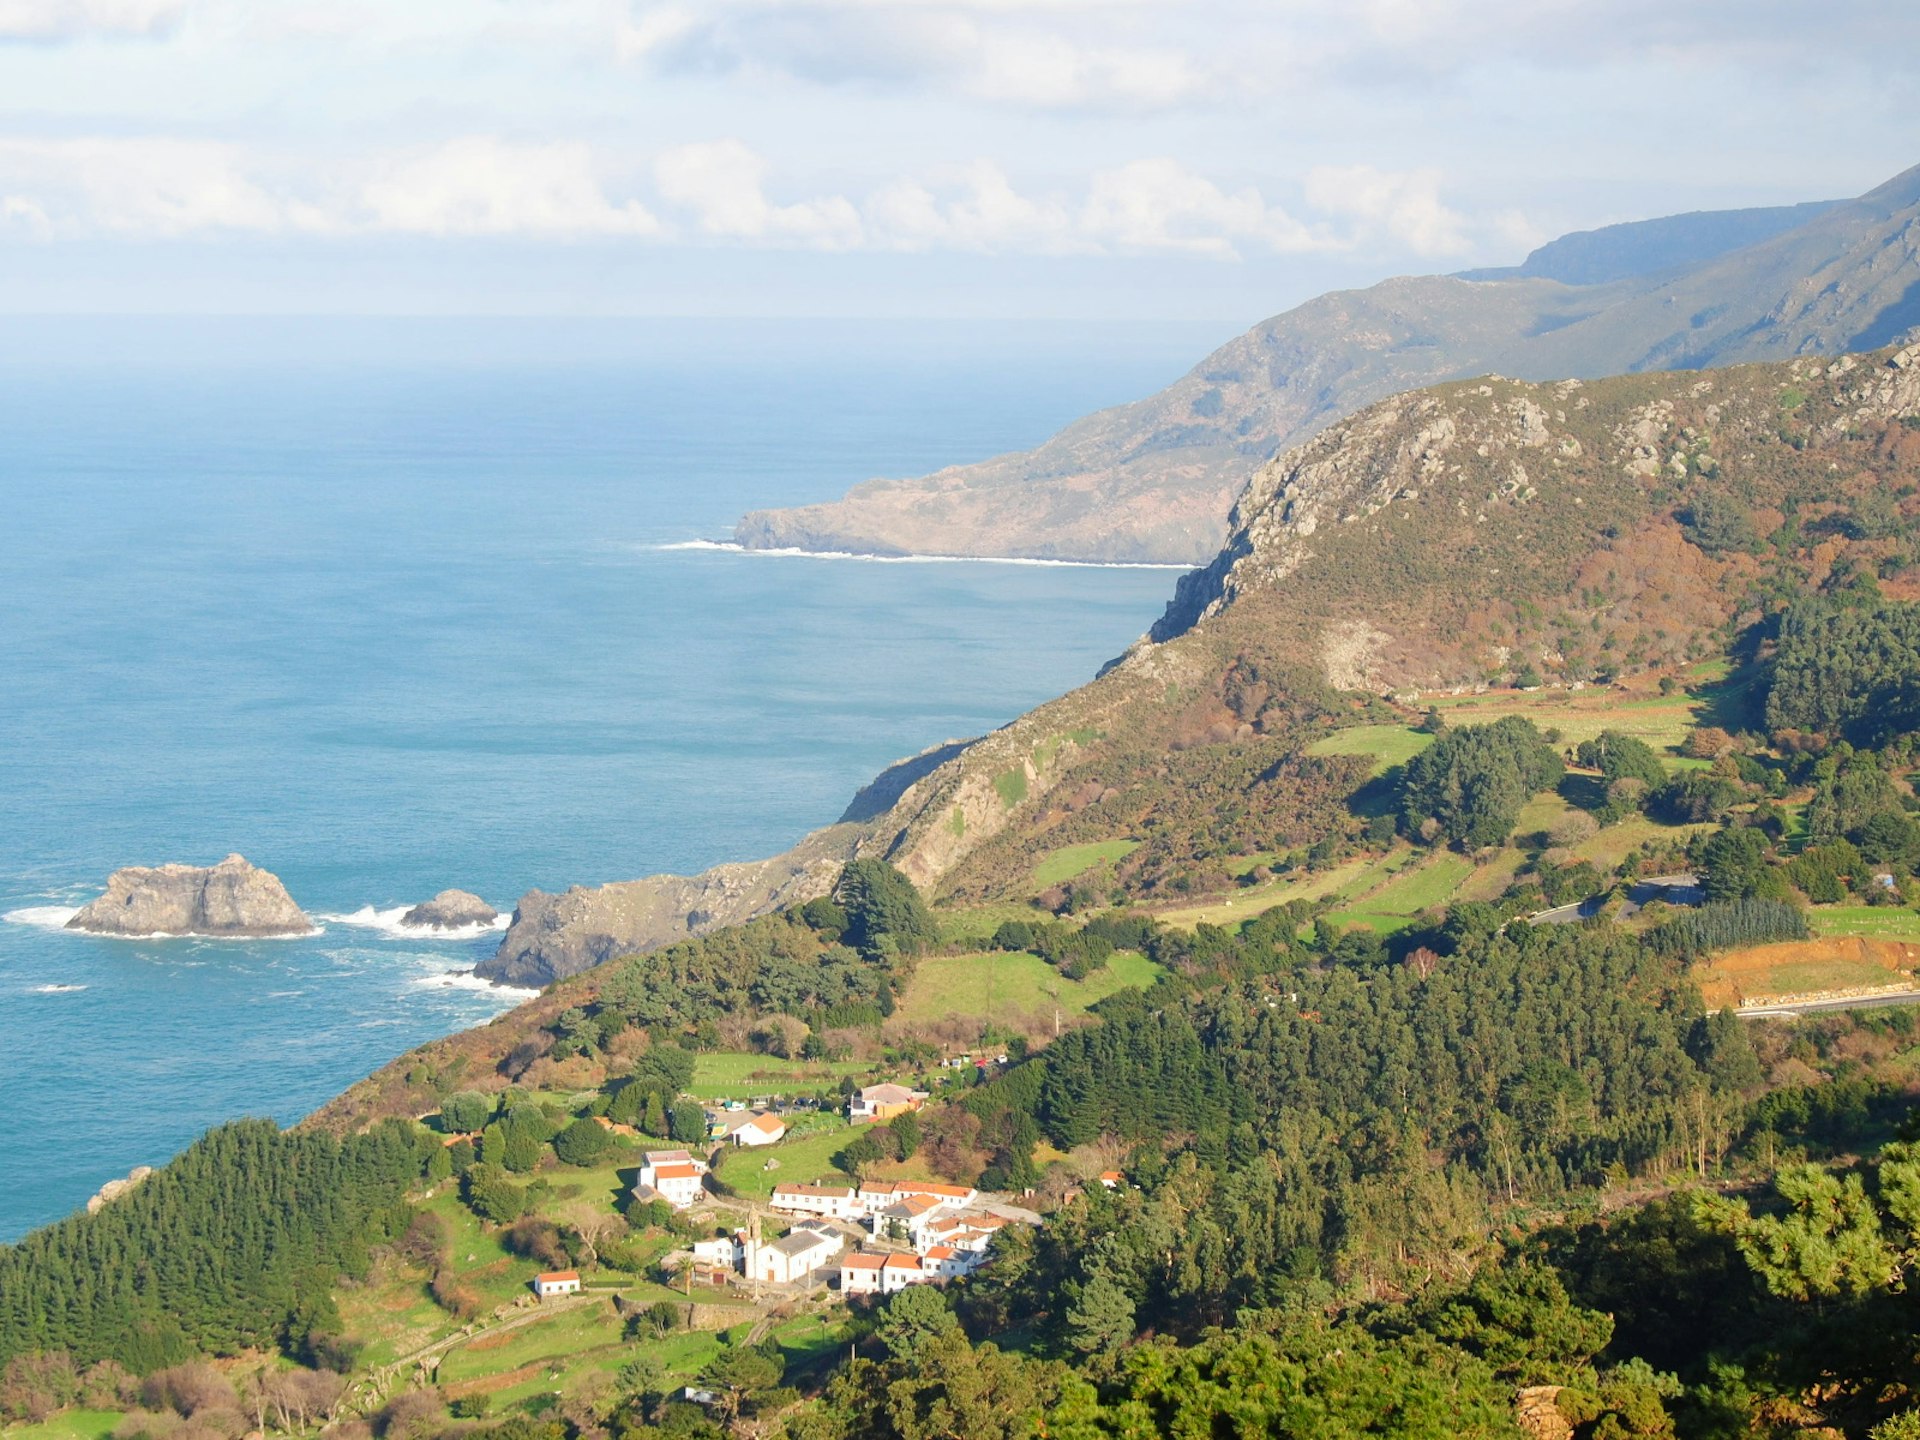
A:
<box><xmin>735</xmin><ymin>165</ymin><xmax>1918</xmax><ymax>564</ymax></box>
<box><xmin>66</xmin><ymin>854</ymin><xmax>312</xmax><ymax>938</ymax></box>
<box><xmin>401</xmin><ymin>890</ymin><xmax>498</xmax><ymax>930</ymax></box>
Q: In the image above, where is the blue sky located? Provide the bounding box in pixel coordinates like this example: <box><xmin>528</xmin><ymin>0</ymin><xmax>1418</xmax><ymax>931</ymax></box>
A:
<box><xmin>1</xmin><ymin>0</ymin><xmax>1915</xmax><ymax>320</ymax></box>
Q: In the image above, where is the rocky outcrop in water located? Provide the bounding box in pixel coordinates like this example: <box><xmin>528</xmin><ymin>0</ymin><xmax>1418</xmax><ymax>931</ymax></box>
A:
<box><xmin>67</xmin><ymin>854</ymin><xmax>312</xmax><ymax>937</ymax></box>
<box><xmin>477</xmin><ymin>829</ymin><xmax>864</xmax><ymax>988</ymax></box>
<box><xmin>401</xmin><ymin>889</ymin><xmax>498</xmax><ymax>930</ymax></box>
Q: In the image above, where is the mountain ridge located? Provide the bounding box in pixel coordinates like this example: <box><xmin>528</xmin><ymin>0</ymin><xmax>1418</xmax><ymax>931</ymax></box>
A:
<box><xmin>734</xmin><ymin>164</ymin><xmax>1920</xmax><ymax>565</ymax></box>
<box><xmin>481</xmin><ymin>340</ymin><xmax>1920</xmax><ymax>986</ymax></box>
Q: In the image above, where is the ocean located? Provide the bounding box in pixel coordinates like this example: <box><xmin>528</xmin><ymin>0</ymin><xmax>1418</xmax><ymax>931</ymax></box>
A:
<box><xmin>0</xmin><ymin>316</ymin><xmax>1222</xmax><ymax>1241</ymax></box>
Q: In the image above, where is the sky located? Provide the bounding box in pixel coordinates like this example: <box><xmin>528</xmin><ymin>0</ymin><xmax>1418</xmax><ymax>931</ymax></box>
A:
<box><xmin>0</xmin><ymin>0</ymin><xmax>1916</xmax><ymax>321</ymax></box>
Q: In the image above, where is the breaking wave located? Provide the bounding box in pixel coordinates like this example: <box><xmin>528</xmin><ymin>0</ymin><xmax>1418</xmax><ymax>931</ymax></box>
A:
<box><xmin>654</xmin><ymin>539</ymin><xmax>1190</xmax><ymax>570</ymax></box>
<box><xmin>317</xmin><ymin>905</ymin><xmax>509</xmax><ymax>941</ymax></box>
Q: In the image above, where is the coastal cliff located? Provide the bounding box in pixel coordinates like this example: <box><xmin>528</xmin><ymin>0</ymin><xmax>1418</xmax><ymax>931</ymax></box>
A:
<box><xmin>477</xmin><ymin>826</ymin><xmax>868</xmax><ymax>988</ymax></box>
<box><xmin>67</xmin><ymin>854</ymin><xmax>312</xmax><ymax>938</ymax></box>
<box><xmin>736</xmin><ymin>166</ymin><xmax>1919</xmax><ymax>564</ymax></box>
<box><xmin>494</xmin><ymin>342</ymin><xmax>1920</xmax><ymax>981</ymax></box>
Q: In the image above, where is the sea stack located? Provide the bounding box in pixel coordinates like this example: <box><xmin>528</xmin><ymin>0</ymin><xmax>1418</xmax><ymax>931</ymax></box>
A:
<box><xmin>66</xmin><ymin>854</ymin><xmax>312</xmax><ymax>937</ymax></box>
<box><xmin>400</xmin><ymin>889</ymin><xmax>498</xmax><ymax>930</ymax></box>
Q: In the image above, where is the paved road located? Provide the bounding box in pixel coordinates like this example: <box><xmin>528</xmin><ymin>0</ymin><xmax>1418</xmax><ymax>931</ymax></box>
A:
<box><xmin>1738</xmin><ymin>989</ymin><xmax>1920</xmax><ymax>1019</ymax></box>
<box><xmin>1530</xmin><ymin>874</ymin><xmax>1702</xmax><ymax>926</ymax></box>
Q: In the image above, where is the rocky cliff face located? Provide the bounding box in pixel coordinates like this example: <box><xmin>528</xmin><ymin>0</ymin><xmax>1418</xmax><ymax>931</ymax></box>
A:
<box><xmin>476</xmin><ymin>826</ymin><xmax>867</xmax><ymax>988</ymax></box>
<box><xmin>487</xmin><ymin>344</ymin><xmax>1920</xmax><ymax>985</ymax></box>
<box><xmin>67</xmin><ymin>854</ymin><xmax>312</xmax><ymax>937</ymax></box>
<box><xmin>735</xmin><ymin>166</ymin><xmax>1920</xmax><ymax>565</ymax></box>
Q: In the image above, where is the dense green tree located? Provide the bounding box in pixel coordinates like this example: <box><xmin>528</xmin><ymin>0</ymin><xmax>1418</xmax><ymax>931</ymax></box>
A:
<box><xmin>1400</xmin><ymin>716</ymin><xmax>1563</xmax><ymax>848</ymax></box>
<box><xmin>552</xmin><ymin>1118</ymin><xmax>615</xmax><ymax>1167</ymax></box>
<box><xmin>0</xmin><ymin>1119</ymin><xmax>420</xmax><ymax>1370</ymax></box>
<box><xmin>441</xmin><ymin>1091</ymin><xmax>495</xmax><ymax>1133</ymax></box>
<box><xmin>1699</xmin><ymin>826</ymin><xmax>1775</xmax><ymax>902</ymax></box>
<box><xmin>835</xmin><ymin>859</ymin><xmax>939</xmax><ymax>957</ymax></box>
<box><xmin>1575</xmin><ymin>731</ymin><xmax>1669</xmax><ymax>791</ymax></box>
<box><xmin>463</xmin><ymin>1164</ymin><xmax>526</xmax><ymax>1225</ymax></box>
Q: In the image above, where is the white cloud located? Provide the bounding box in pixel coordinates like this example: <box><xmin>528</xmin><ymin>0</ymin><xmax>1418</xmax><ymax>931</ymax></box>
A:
<box><xmin>1304</xmin><ymin>165</ymin><xmax>1471</xmax><ymax>257</ymax></box>
<box><xmin>863</xmin><ymin>160</ymin><xmax>1075</xmax><ymax>253</ymax></box>
<box><xmin>615</xmin><ymin>0</ymin><xmax>1222</xmax><ymax>110</ymax></box>
<box><xmin>358</xmin><ymin>139</ymin><xmax>663</xmax><ymax>238</ymax></box>
<box><xmin>654</xmin><ymin>138</ymin><xmax>863</xmax><ymax>245</ymax></box>
<box><xmin>0</xmin><ymin>138</ymin><xmax>294</xmax><ymax>235</ymax></box>
<box><xmin>0</xmin><ymin>0</ymin><xmax>183</xmax><ymax>41</ymax></box>
<box><xmin>0</xmin><ymin>131</ymin><xmax>1501</xmax><ymax>264</ymax></box>
<box><xmin>1081</xmin><ymin>158</ymin><xmax>1316</xmax><ymax>258</ymax></box>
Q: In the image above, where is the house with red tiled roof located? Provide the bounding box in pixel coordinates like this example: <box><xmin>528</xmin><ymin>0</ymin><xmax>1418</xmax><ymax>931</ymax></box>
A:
<box><xmin>839</xmin><ymin>1251</ymin><xmax>887</xmax><ymax>1296</ymax></box>
<box><xmin>533</xmin><ymin>1270</ymin><xmax>580</xmax><ymax>1299</ymax></box>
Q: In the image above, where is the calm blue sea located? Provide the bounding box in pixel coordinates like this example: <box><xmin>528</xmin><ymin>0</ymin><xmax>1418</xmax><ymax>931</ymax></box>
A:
<box><xmin>0</xmin><ymin>317</ymin><xmax>1219</xmax><ymax>1242</ymax></box>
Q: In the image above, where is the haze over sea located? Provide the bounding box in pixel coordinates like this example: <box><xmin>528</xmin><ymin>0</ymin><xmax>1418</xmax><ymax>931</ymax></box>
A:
<box><xmin>0</xmin><ymin>316</ymin><xmax>1220</xmax><ymax>1242</ymax></box>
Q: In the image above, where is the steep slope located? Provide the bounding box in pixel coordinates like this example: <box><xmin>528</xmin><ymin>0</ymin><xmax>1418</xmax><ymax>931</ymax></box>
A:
<box><xmin>488</xmin><ymin>344</ymin><xmax>1920</xmax><ymax>982</ymax></box>
<box><xmin>735</xmin><ymin>165</ymin><xmax>1920</xmax><ymax>565</ymax></box>
<box><xmin>1460</xmin><ymin>199</ymin><xmax>1840</xmax><ymax>286</ymax></box>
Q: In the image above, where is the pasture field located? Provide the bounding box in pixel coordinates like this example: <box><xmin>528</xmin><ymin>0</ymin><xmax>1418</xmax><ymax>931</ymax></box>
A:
<box><xmin>712</xmin><ymin>1122</ymin><xmax>857</xmax><ymax>1201</ymax></box>
<box><xmin>3</xmin><ymin>1413</ymin><xmax>121</xmax><ymax>1440</ymax></box>
<box><xmin>688</xmin><ymin>1054</ymin><xmax>875</xmax><ymax>1101</ymax></box>
<box><xmin>1305</xmin><ymin>725</ymin><xmax>1432</xmax><ymax>776</ymax></box>
<box><xmin>1426</xmin><ymin>686</ymin><xmax>1700</xmax><ymax>753</ymax></box>
<box><xmin>895</xmin><ymin>948</ymin><xmax>1162</xmax><ymax>1029</ymax></box>
<box><xmin>1032</xmin><ymin>839</ymin><xmax>1139</xmax><ymax>890</ymax></box>
<box><xmin>1809</xmin><ymin>906</ymin><xmax>1920</xmax><ymax>942</ymax></box>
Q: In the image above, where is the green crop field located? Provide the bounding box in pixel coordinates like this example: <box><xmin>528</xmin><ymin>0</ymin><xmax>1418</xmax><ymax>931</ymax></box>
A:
<box><xmin>1304</xmin><ymin>724</ymin><xmax>1433</xmax><ymax>775</ymax></box>
<box><xmin>1427</xmin><ymin>687</ymin><xmax>1700</xmax><ymax>753</ymax></box>
<box><xmin>712</xmin><ymin>1122</ymin><xmax>858</xmax><ymax>1201</ymax></box>
<box><xmin>1323</xmin><ymin>853</ymin><xmax>1475</xmax><ymax>934</ymax></box>
<box><xmin>4</xmin><ymin>1411</ymin><xmax>122</xmax><ymax>1440</ymax></box>
<box><xmin>895</xmin><ymin>948</ymin><xmax>1161</xmax><ymax>1029</ymax></box>
<box><xmin>1359</xmin><ymin>854</ymin><xmax>1475</xmax><ymax>915</ymax></box>
<box><xmin>688</xmin><ymin>1054</ymin><xmax>877</xmax><ymax>1101</ymax></box>
<box><xmin>1032</xmin><ymin>839</ymin><xmax>1139</xmax><ymax>890</ymax></box>
<box><xmin>1809</xmin><ymin>906</ymin><xmax>1920</xmax><ymax>941</ymax></box>
<box><xmin>1153</xmin><ymin>854</ymin><xmax>1378</xmax><ymax>930</ymax></box>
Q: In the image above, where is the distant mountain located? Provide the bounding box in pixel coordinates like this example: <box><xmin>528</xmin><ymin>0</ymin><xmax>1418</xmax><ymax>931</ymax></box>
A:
<box><xmin>735</xmin><ymin>165</ymin><xmax>1920</xmax><ymax>565</ymax></box>
<box><xmin>1458</xmin><ymin>200</ymin><xmax>1840</xmax><ymax>286</ymax></box>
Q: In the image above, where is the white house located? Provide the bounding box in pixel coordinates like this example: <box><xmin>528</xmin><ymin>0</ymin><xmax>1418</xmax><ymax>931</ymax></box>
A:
<box><xmin>744</xmin><ymin>1227</ymin><xmax>842</xmax><ymax>1286</ymax></box>
<box><xmin>879</xmin><ymin>1253</ymin><xmax>928</xmax><ymax>1294</ymax></box>
<box><xmin>533</xmin><ymin>1270</ymin><xmax>580</xmax><ymax>1299</ymax></box>
<box><xmin>839</xmin><ymin>1251</ymin><xmax>886</xmax><ymax>1295</ymax></box>
<box><xmin>858</xmin><ymin>1179</ymin><xmax>976</xmax><ymax>1210</ymax></box>
<box><xmin>926</xmin><ymin>1212</ymin><xmax>1007</xmax><ymax>1254</ymax></box>
<box><xmin>634</xmin><ymin>1149</ymin><xmax>709</xmax><ymax>1210</ymax></box>
<box><xmin>771</xmin><ymin>1182</ymin><xmax>861</xmax><ymax>1221</ymax></box>
<box><xmin>723</xmin><ymin>1111</ymin><xmax>787</xmax><ymax>1147</ymax></box>
<box><xmin>867</xmin><ymin>1194</ymin><xmax>957</xmax><ymax>1248</ymax></box>
<box><xmin>691</xmin><ymin>1234</ymin><xmax>743</xmax><ymax>1267</ymax></box>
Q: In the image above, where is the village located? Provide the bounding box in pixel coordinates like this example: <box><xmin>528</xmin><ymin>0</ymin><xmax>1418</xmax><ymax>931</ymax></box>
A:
<box><xmin>525</xmin><ymin>1081</ymin><xmax>1056</xmax><ymax>1310</ymax></box>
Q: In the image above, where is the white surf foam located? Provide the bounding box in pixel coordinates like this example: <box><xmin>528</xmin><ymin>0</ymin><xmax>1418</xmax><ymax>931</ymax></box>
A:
<box><xmin>31</xmin><ymin>983</ymin><xmax>87</xmax><ymax>994</ymax></box>
<box><xmin>652</xmin><ymin>539</ymin><xmax>1191</xmax><ymax>570</ymax></box>
<box><xmin>4</xmin><ymin>905</ymin><xmax>80</xmax><ymax>929</ymax></box>
<box><xmin>411</xmin><ymin>968</ymin><xmax>539</xmax><ymax>999</ymax></box>
<box><xmin>317</xmin><ymin>905</ymin><xmax>509</xmax><ymax>941</ymax></box>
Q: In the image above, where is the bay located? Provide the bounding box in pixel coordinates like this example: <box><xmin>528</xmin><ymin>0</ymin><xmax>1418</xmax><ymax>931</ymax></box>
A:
<box><xmin>0</xmin><ymin>317</ymin><xmax>1216</xmax><ymax>1240</ymax></box>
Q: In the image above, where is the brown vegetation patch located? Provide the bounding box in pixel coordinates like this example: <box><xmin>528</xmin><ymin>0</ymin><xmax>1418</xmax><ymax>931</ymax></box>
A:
<box><xmin>1695</xmin><ymin>936</ymin><xmax>1920</xmax><ymax>1008</ymax></box>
